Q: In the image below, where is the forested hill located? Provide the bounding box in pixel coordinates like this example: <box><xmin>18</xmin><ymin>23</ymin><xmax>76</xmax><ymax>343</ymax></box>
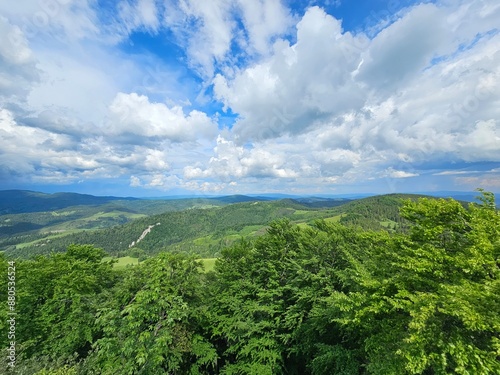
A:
<box><xmin>0</xmin><ymin>190</ymin><xmax>138</xmax><ymax>214</ymax></box>
<box><xmin>0</xmin><ymin>193</ymin><xmax>278</xmax><ymax>251</ymax></box>
<box><xmin>0</xmin><ymin>190</ymin><xmax>273</xmax><ymax>215</ymax></box>
<box><xmin>3</xmin><ymin>193</ymin><xmax>444</xmax><ymax>259</ymax></box>
<box><xmin>5</xmin><ymin>199</ymin><xmax>324</xmax><ymax>258</ymax></box>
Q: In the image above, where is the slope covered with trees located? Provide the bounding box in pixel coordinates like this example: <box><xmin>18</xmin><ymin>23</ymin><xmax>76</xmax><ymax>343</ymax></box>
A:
<box><xmin>1</xmin><ymin>192</ymin><xmax>498</xmax><ymax>374</ymax></box>
<box><xmin>4</xmin><ymin>194</ymin><xmax>429</xmax><ymax>259</ymax></box>
<box><xmin>0</xmin><ymin>195</ymin><xmax>272</xmax><ymax>254</ymax></box>
<box><xmin>0</xmin><ymin>190</ymin><xmax>139</xmax><ymax>215</ymax></box>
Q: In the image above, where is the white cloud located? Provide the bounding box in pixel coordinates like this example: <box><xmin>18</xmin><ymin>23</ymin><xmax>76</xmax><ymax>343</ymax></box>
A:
<box><xmin>0</xmin><ymin>108</ymin><xmax>96</xmax><ymax>181</ymax></box>
<box><xmin>213</xmin><ymin>1</ymin><xmax>500</xmax><ymax>178</ymax></box>
<box><xmin>183</xmin><ymin>135</ymin><xmax>299</xmax><ymax>181</ymax></box>
<box><xmin>130</xmin><ymin>175</ymin><xmax>142</xmax><ymax>187</ymax></box>
<box><xmin>162</xmin><ymin>0</ymin><xmax>292</xmax><ymax>79</ymax></box>
<box><xmin>107</xmin><ymin>92</ymin><xmax>217</xmax><ymax>142</ymax></box>
<box><xmin>457</xmin><ymin>120</ymin><xmax>500</xmax><ymax>161</ymax></box>
<box><xmin>356</xmin><ymin>3</ymin><xmax>452</xmax><ymax>93</ymax></box>
<box><xmin>143</xmin><ymin>149</ymin><xmax>170</xmax><ymax>171</ymax></box>
<box><xmin>1</xmin><ymin>0</ymin><xmax>499</xmax><ymax>194</ymax></box>
<box><xmin>0</xmin><ymin>17</ymin><xmax>34</xmax><ymax>65</ymax></box>
<box><xmin>118</xmin><ymin>0</ymin><xmax>161</xmax><ymax>33</ymax></box>
<box><xmin>0</xmin><ymin>107</ymin><xmax>190</xmax><ymax>186</ymax></box>
<box><xmin>162</xmin><ymin>0</ymin><xmax>235</xmax><ymax>78</ymax></box>
<box><xmin>181</xmin><ymin>180</ymin><xmax>227</xmax><ymax>192</ymax></box>
<box><xmin>0</xmin><ymin>0</ymin><xmax>100</xmax><ymax>43</ymax></box>
<box><xmin>385</xmin><ymin>168</ymin><xmax>419</xmax><ymax>179</ymax></box>
<box><xmin>0</xmin><ymin>16</ymin><xmax>40</xmax><ymax>105</ymax></box>
<box><xmin>235</xmin><ymin>0</ymin><xmax>293</xmax><ymax>55</ymax></box>
<box><xmin>213</xmin><ymin>6</ymin><xmax>369</xmax><ymax>141</ymax></box>
<box><xmin>150</xmin><ymin>173</ymin><xmax>166</xmax><ymax>186</ymax></box>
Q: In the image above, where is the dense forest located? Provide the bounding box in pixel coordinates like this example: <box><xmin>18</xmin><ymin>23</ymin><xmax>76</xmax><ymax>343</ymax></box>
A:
<box><xmin>1</xmin><ymin>192</ymin><xmax>499</xmax><ymax>374</ymax></box>
<box><xmin>0</xmin><ymin>193</ymin><xmax>261</xmax><ymax>253</ymax></box>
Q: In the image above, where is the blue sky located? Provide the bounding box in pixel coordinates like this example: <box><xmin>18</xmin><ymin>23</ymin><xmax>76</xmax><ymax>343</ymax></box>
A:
<box><xmin>0</xmin><ymin>0</ymin><xmax>498</xmax><ymax>197</ymax></box>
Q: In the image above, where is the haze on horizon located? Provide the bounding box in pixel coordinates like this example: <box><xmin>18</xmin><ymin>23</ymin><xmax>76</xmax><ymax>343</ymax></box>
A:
<box><xmin>0</xmin><ymin>0</ymin><xmax>499</xmax><ymax>197</ymax></box>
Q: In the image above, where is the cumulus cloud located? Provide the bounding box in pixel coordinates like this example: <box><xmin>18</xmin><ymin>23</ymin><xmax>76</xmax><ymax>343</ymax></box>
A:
<box><xmin>213</xmin><ymin>6</ymin><xmax>368</xmax><ymax>141</ymax></box>
<box><xmin>130</xmin><ymin>175</ymin><xmax>142</xmax><ymax>187</ymax></box>
<box><xmin>211</xmin><ymin>0</ymin><xmax>499</xmax><ymax>188</ymax></box>
<box><xmin>457</xmin><ymin>120</ymin><xmax>500</xmax><ymax>161</ymax></box>
<box><xmin>107</xmin><ymin>92</ymin><xmax>217</xmax><ymax>142</ymax></box>
<box><xmin>183</xmin><ymin>136</ymin><xmax>299</xmax><ymax>181</ymax></box>
<box><xmin>215</xmin><ymin>1</ymin><xmax>499</xmax><ymax>142</ymax></box>
<box><xmin>356</xmin><ymin>4</ymin><xmax>452</xmax><ymax>92</ymax></box>
<box><xmin>0</xmin><ymin>107</ymin><xmax>190</xmax><ymax>186</ymax></box>
<box><xmin>0</xmin><ymin>108</ymin><xmax>93</xmax><ymax>182</ymax></box>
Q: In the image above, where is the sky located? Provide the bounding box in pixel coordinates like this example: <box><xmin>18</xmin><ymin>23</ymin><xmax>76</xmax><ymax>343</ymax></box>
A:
<box><xmin>0</xmin><ymin>0</ymin><xmax>499</xmax><ymax>197</ymax></box>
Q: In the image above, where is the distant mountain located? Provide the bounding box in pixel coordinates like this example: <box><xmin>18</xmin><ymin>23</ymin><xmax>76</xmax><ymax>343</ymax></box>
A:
<box><xmin>1</xmin><ymin>189</ymin><xmax>492</xmax><ymax>216</ymax></box>
<box><xmin>414</xmin><ymin>191</ymin><xmax>485</xmax><ymax>203</ymax></box>
<box><xmin>292</xmin><ymin>197</ymin><xmax>352</xmax><ymax>208</ymax></box>
<box><xmin>246</xmin><ymin>193</ymin><xmax>303</xmax><ymax>199</ymax></box>
<box><xmin>0</xmin><ymin>190</ymin><xmax>138</xmax><ymax>214</ymax></box>
<box><xmin>208</xmin><ymin>195</ymin><xmax>272</xmax><ymax>204</ymax></box>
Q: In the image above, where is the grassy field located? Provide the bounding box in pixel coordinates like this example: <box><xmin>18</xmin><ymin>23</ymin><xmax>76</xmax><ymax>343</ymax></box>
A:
<box><xmin>103</xmin><ymin>256</ymin><xmax>140</xmax><ymax>269</ymax></box>
<box><xmin>102</xmin><ymin>256</ymin><xmax>218</xmax><ymax>273</ymax></box>
<box><xmin>15</xmin><ymin>229</ymin><xmax>85</xmax><ymax>249</ymax></box>
<box><xmin>379</xmin><ymin>220</ymin><xmax>398</xmax><ymax>230</ymax></box>
<box><xmin>200</xmin><ymin>258</ymin><xmax>217</xmax><ymax>272</ymax></box>
<box><xmin>323</xmin><ymin>214</ymin><xmax>342</xmax><ymax>223</ymax></box>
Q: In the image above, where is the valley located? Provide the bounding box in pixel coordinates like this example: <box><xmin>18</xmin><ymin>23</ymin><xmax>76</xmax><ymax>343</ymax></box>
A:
<box><xmin>0</xmin><ymin>190</ymin><xmax>425</xmax><ymax>259</ymax></box>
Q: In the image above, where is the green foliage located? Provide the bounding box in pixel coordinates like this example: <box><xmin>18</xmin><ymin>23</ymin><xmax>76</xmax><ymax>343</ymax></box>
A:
<box><xmin>310</xmin><ymin>344</ymin><xmax>359</xmax><ymax>375</ymax></box>
<box><xmin>2</xmin><ymin>191</ymin><xmax>498</xmax><ymax>374</ymax></box>
<box><xmin>93</xmin><ymin>253</ymin><xmax>217</xmax><ymax>374</ymax></box>
<box><xmin>126</xmin><ymin>247</ymin><xmax>148</xmax><ymax>261</ymax></box>
<box><xmin>209</xmin><ymin>220</ymin><xmax>362</xmax><ymax>374</ymax></box>
<box><xmin>319</xmin><ymin>192</ymin><xmax>500</xmax><ymax>374</ymax></box>
<box><xmin>0</xmin><ymin>244</ymin><xmax>116</xmax><ymax>368</ymax></box>
<box><xmin>34</xmin><ymin>366</ymin><xmax>78</xmax><ymax>375</ymax></box>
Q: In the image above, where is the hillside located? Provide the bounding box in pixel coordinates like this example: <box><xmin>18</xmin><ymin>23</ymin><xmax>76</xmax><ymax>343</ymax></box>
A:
<box><xmin>0</xmin><ymin>190</ymin><xmax>139</xmax><ymax>214</ymax></box>
<box><xmin>0</xmin><ymin>192</ymin><xmax>275</xmax><ymax>252</ymax></box>
<box><xmin>4</xmin><ymin>199</ymin><xmax>317</xmax><ymax>258</ymax></box>
<box><xmin>2</xmin><ymin>193</ymin><xmax>440</xmax><ymax>259</ymax></box>
<box><xmin>0</xmin><ymin>190</ymin><xmax>274</xmax><ymax>218</ymax></box>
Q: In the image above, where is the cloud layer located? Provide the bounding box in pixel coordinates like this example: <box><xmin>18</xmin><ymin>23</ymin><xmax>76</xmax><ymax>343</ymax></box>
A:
<box><xmin>0</xmin><ymin>0</ymin><xmax>499</xmax><ymax>195</ymax></box>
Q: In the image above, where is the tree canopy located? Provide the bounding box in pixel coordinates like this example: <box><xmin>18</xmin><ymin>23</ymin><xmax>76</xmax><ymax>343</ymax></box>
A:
<box><xmin>1</xmin><ymin>192</ymin><xmax>498</xmax><ymax>374</ymax></box>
